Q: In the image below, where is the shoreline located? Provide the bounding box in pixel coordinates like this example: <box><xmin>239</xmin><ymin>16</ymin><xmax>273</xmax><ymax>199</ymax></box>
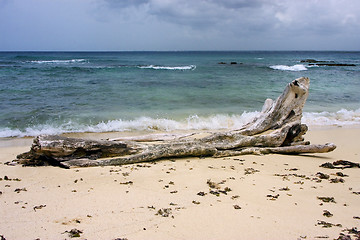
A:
<box><xmin>1</xmin><ymin>123</ymin><xmax>360</xmax><ymax>146</ymax></box>
<box><xmin>1</xmin><ymin>127</ymin><xmax>359</xmax><ymax>239</ymax></box>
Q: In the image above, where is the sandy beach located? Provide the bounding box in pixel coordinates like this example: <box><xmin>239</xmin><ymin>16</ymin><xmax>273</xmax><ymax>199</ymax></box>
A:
<box><xmin>0</xmin><ymin>127</ymin><xmax>359</xmax><ymax>240</ymax></box>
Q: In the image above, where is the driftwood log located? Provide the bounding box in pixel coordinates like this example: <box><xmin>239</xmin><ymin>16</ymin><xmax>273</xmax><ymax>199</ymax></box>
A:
<box><xmin>17</xmin><ymin>77</ymin><xmax>336</xmax><ymax>168</ymax></box>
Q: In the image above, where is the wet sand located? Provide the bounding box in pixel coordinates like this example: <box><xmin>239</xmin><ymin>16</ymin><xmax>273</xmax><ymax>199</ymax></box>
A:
<box><xmin>0</xmin><ymin>127</ymin><xmax>359</xmax><ymax>240</ymax></box>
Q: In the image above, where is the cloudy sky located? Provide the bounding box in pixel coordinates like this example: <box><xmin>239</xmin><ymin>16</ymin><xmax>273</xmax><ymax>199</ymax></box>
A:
<box><xmin>0</xmin><ymin>0</ymin><xmax>359</xmax><ymax>51</ymax></box>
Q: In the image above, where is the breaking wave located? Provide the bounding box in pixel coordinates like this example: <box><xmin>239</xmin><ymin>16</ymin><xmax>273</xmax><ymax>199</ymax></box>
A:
<box><xmin>137</xmin><ymin>65</ymin><xmax>196</xmax><ymax>70</ymax></box>
<box><xmin>0</xmin><ymin>112</ymin><xmax>257</xmax><ymax>138</ymax></box>
<box><xmin>270</xmin><ymin>64</ymin><xmax>307</xmax><ymax>71</ymax></box>
<box><xmin>29</xmin><ymin>59</ymin><xmax>87</xmax><ymax>64</ymax></box>
<box><xmin>303</xmin><ymin>108</ymin><xmax>360</xmax><ymax>126</ymax></box>
<box><xmin>1</xmin><ymin>109</ymin><xmax>360</xmax><ymax>138</ymax></box>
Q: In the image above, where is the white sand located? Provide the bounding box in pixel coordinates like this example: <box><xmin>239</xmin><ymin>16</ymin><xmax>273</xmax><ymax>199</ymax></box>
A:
<box><xmin>0</xmin><ymin>127</ymin><xmax>359</xmax><ymax>240</ymax></box>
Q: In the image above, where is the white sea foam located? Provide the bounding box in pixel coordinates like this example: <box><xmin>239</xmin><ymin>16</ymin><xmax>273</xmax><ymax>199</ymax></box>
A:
<box><xmin>303</xmin><ymin>108</ymin><xmax>360</xmax><ymax>126</ymax></box>
<box><xmin>0</xmin><ymin>126</ymin><xmax>65</xmax><ymax>138</ymax></box>
<box><xmin>2</xmin><ymin>109</ymin><xmax>360</xmax><ymax>138</ymax></box>
<box><xmin>270</xmin><ymin>64</ymin><xmax>307</xmax><ymax>71</ymax></box>
<box><xmin>30</xmin><ymin>59</ymin><xmax>87</xmax><ymax>64</ymax></box>
<box><xmin>138</xmin><ymin>65</ymin><xmax>196</xmax><ymax>70</ymax></box>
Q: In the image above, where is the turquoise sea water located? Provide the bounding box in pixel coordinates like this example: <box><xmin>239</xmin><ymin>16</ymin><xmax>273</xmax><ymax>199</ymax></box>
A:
<box><xmin>0</xmin><ymin>51</ymin><xmax>359</xmax><ymax>137</ymax></box>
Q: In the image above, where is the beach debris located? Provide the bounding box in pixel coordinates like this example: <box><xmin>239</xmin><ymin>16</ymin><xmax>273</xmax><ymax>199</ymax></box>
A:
<box><xmin>244</xmin><ymin>168</ymin><xmax>259</xmax><ymax>175</ymax></box>
<box><xmin>335</xmin><ymin>234</ymin><xmax>352</xmax><ymax>240</ymax></box>
<box><xmin>120</xmin><ymin>181</ymin><xmax>133</xmax><ymax>185</ymax></box>
<box><xmin>334</xmin><ymin>228</ymin><xmax>360</xmax><ymax>240</ymax></box>
<box><xmin>320</xmin><ymin>162</ymin><xmax>336</xmax><ymax>169</ymax></box>
<box><xmin>316</xmin><ymin>220</ymin><xmax>342</xmax><ymax>228</ymax></box>
<box><xmin>156</xmin><ymin>208</ymin><xmax>172</xmax><ymax>217</ymax></box>
<box><xmin>316</xmin><ymin>172</ymin><xmax>330</xmax><ymax>179</ymax></box>
<box><xmin>320</xmin><ymin>160</ymin><xmax>360</xmax><ymax>169</ymax></box>
<box><xmin>334</xmin><ymin>160</ymin><xmax>360</xmax><ymax>168</ymax></box>
<box><xmin>14</xmin><ymin>188</ymin><xmax>27</xmax><ymax>193</ymax></box>
<box><xmin>63</xmin><ymin>228</ymin><xmax>83</xmax><ymax>238</ymax></box>
<box><xmin>4</xmin><ymin>161</ymin><xmax>18</xmax><ymax>166</ymax></box>
<box><xmin>0</xmin><ymin>235</ymin><xmax>6</xmax><ymax>240</ymax></box>
<box><xmin>323</xmin><ymin>210</ymin><xmax>333</xmax><ymax>217</ymax></box>
<box><xmin>231</xmin><ymin>195</ymin><xmax>240</xmax><ymax>200</ymax></box>
<box><xmin>136</xmin><ymin>164</ymin><xmax>151</xmax><ymax>168</ymax></box>
<box><xmin>33</xmin><ymin>204</ymin><xmax>46</xmax><ymax>212</ymax></box>
<box><xmin>336</xmin><ymin>172</ymin><xmax>348</xmax><ymax>177</ymax></box>
<box><xmin>344</xmin><ymin>227</ymin><xmax>360</xmax><ymax>235</ymax></box>
<box><xmin>317</xmin><ymin>197</ymin><xmax>336</xmax><ymax>203</ymax></box>
<box><xmin>233</xmin><ymin>204</ymin><xmax>241</xmax><ymax>210</ymax></box>
<box><xmin>74</xmin><ymin>178</ymin><xmax>83</xmax><ymax>183</ymax></box>
<box><xmin>192</xmin><ymin>200</ymin><xmax>200</xmax><ymax>205</ymax></box>
<box><xmin>330</xmin><ymin>178</ymin><xmax>345</xmax><ymax>183</ymax></box>
<box><xmin>287</xmin><ymin>168</ymin><xmax>299</xmax><ymax>171</ymax></box>
<box><xmin>113</xmin><ymin>238</ymin><xmax>128</xmax><ymax>240</ymax></box>
<box><xmin>352</xmin><ymin>192</ymin><xmax>360</xmax><ymax>195</ymax></box>
<box><xmin>206</xmin><ymin>179</ymin><xmax>232</xmax><ymax>196</ymax></box>
<box><xmin>207</xmin><ymin>179</ymin><xmax>220</xmax><ymax>189</ymax></box>
<box><xmin>353</xmin><ymin>216</ymin><xmax>360</xmax><ymax>220</ymax></box>
<box><xmin>1</xmin><ymin>176</ymin><xmax>21</xmax><ymax>181</ymax></box>
<box><xmin>266</xmin><ymin>194</ymin><xmax>280</xmax><ymax>200</ymax></box>
<box><xmin>216</xmin><ymin>186</ymin><xmax>232</xmax><ymax>195</ymax></box>
<box><xmin>233</xmin><ymin>158</ymin><xmax>245</xmax><ymax>162</ymax></box>
<box><xmin>16</xmin><ymin>78</ymin><xmax>336</xmax><ymax>168</ymax></box>
<box><xmin>279</xmin><ymin>187</ymin><xmax>290</xmax><ymax>191</ymax></box>
<box><xmin>209</xmin><ymin>190</ymin><xmax>220</xmax><ymax>197</ymax></box>
<box><xmin>197</xmin><ymin>191</ymin><xmax>207</xmax><ymax>196</ymax></box>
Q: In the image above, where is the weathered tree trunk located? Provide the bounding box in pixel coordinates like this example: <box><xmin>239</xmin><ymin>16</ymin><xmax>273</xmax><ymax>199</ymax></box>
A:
<box><xmin>16</xmin><ymin>77</ymin><xmax>336</xmax><ymax>168</ymax></box>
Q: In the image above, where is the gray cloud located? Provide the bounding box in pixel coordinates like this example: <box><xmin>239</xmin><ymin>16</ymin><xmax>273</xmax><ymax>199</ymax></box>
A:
<box><xmin>0</xmin><ymin>0</ymin><xmax>359</xmax><ymax>50</ymax></box>
<box><xmin>101</xmin><ymin>0</ymin><xmax>360</xmax><ymax>36</ymax></box>
<box><xmin>102</xmin><ymin>0</ymin><xmax>273</xmax><ymax>29</ymax></box>
<box><xmin>103</xmin><ymin>0</ymin><xmax>149</xmax><ymax>8</ymax></box>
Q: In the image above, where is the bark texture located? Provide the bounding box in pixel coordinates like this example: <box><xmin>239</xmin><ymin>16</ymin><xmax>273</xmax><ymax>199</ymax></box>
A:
<box><xmin>16</xmin><ymin>77</ymin><xmax>336</xmax><ymax>168</ymax></box>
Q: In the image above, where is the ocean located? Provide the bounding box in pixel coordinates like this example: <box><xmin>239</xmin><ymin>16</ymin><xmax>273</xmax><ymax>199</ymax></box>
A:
<box><xmin>0</xmin><ymin>51</ymin><xmax>359</xmax><ymax>138</ymax></box>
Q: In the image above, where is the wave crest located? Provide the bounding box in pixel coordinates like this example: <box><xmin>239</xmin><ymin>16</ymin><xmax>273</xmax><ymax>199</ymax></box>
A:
<box><xmin>270</xmin><ymin>64</ymin><xmax>307</xmax><ymax>71</ymax></box>
<box><xmin>303</xmin><ymin>108</ymin><xmax>360</xmax><ymax>126</ymax></box>
<box><xmin>2</xmin><ymin>109</ymin><xmax>360</xmax><ymax>138</ymax></box>
<box><xmin>0</xmin><ymin>112</ymin><xmax>257</xmax><ymax>138</ymax></box>
<box><xmin>137</xmin><ymin>65</ymin><xmax>196</xmax><ymax>70</ymax></box>
<box><xmin>29</xmin><ymin>59</ymin><xmax>87</xmax><ymax>64</ymax></box>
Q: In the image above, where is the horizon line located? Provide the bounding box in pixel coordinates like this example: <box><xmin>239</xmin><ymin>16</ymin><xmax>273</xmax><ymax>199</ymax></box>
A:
<box><xmin>1</xmin><ymin>50</ymin><xmax>360</xmax><ymax>53</ymax></box>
